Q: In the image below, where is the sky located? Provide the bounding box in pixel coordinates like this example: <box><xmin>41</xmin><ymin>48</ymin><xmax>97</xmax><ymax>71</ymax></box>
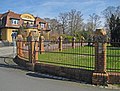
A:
<box><xmin>0</xmin><ymin>0</ymin><xmax>120</xmax><ymax>25</ymax></box>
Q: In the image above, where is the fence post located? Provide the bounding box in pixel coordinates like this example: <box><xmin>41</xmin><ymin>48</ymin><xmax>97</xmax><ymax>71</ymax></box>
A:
<box><xmin>34</xmin><ymin>41</ymin><xmax>38</xmax><ymax>62</ymax></box>
<box><xmin>39</xmin><ymin>36</ymin><xmax>45</xmax><ymax>54</ymax></box>
<box><xmin>16</xmin><ymin>41</ymin><xmax>19</xmax><ymax>56</ymax></box>
<box><xmin>19</xmin><ymin>41</ymin><xmax>23</xmax><ymax>57</ymax></box>
<box><xmin>27</xmin><ymin>32</ymin><xmax>39</xmax><ymax>71</ymax></box>
<box><xmin>16</xmin><ymin>34</ymin><xmax>23</xmax><ymax>57</ymax></box>
<box><xmin>59</xmin><ymin>36</ymin><xmax>63</xmax><ymax>51</ymax></box>
<box><xmin>92</xmin><ymin>29</ymin><xmax>108</xmax><ymax>85</ymax></box>
<box><xmin>28</xmin><ymin>36</ymin><xmax>33</xmax><ymax>63</ymax></box>
<box><xmin>72</xmin><ymin>37</ymin><xmax>76</xmax><ymax>48</ymax></box>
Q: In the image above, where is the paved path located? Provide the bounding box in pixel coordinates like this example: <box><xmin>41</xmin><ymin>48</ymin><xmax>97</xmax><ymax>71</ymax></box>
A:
<box><xmin>0</xmin><ymin>47</ymin><xmax>119</xmax><ymax>91</ymax></box>
<box><xmin>0</xmin><ymin>46</ymin><xmax>15</xmax><ymax>56</ymax></box>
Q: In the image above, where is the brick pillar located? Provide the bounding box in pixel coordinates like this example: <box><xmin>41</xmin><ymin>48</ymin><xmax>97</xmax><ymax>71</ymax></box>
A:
<box><xmin>27</xmin><ymin>32</ymin><xmax>39</xmax><ymax>71</ymax></box>
<box><xmin>17</xmin><ymin>41</ymin><xmax>23</xmax><ymax>57</ymax></box>
<box><xmin>29</xmin><ymin>39</ymin><xmax>33</xmax><ymax>63</ymax></box>
<box><xmin>72</xmin><ymin>37</ymin><xmax>76</xmax><ymax>48</ymax></box>
<box><xmin>39</xmin><ymin>36</ymin><xmax>45</xmax><ymax>54</ymax></box>
<box><xmin>32</xmin><ymin>40</ymin><xmax>39</xmax><ymax>64</ymax></box>
<box><xmin>16</xmin><ymin>41</ymin><xmax>19</xmax><ymax>56</ymax></box>
<box><xmin>19</xmin><ymin>41</ymin><xmax>23</xmax><ymax>57</ymax></box>
<box><xmin>16</xmin><ymin>34</ymin><xmax>23</xmax><ymax>57</ymax></box>
<box><xmin>58</xmin><ymin>36</ymin><xmax>63</xmax><ymax>51</ymax></box>
<box><xmin>92</xmin><ymin>29</ymin><xmax>108</xmax><ymax>85</ymax></box>
<box><xmin>94</xmin><ymin>43</ymin><xmax>107</xmax><ymax>72</ymax></box>
<box><xmin>35</xmin><ymin>41</ymin><xmax>38</xmax><ymax>61</ymax></box>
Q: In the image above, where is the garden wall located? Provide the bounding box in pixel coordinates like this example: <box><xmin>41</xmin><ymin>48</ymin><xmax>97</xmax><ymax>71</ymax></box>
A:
<box><xmin>35</xmin><ymin>62</ymin><xmax>93</xmax><ymax>83</ymax></box>
<box><xmin>14</xmin><ymin>56</ymin><xmax>120</xmax><ymax>84</ymax></box>
<box><xmin>14</xmin><ymin>56</ymin><xmax>93</xmax><ymax>83</ymax></box>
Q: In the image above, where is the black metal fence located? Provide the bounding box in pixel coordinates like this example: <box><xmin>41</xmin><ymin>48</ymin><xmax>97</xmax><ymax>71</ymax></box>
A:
<box><xmin>16</xmin><ymin>38</ymin><xmax>120</xmax><ymax>84</ymax></box>
<box><xmin>39</xmin><ymin>40</ymin><xmax>95</xmax><ymax>70</ymax></box>
<box><xmin>38</xmin><ymin>40</ymin><xmax>120</xmax><ymax>72</ymax></box>
<box><xmin>17</xmin><ymin>41</ymin><xmax>29</xmax><ymax>60</ymax></box>
<box><xmin>17</xmin><ymin>39</ymin><xmax>120</xmax><ymax>73</ymax></box>
<box><xmin>107</xmin><ymin>40</ymin><xmax>120</xmax><ymax>72</ymax></box>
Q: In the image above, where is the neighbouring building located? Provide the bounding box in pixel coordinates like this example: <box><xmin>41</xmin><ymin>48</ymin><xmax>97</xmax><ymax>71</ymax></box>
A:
<box><xmin>0</xmin><ymin>10</ymin><xmax>50</xmax><ymax>42</ymax></box>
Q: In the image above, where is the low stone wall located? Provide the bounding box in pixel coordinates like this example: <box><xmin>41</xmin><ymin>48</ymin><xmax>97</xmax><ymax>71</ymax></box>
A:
<box><xmin>35</xmin><ymin>63</ymin><xmax>93</xmax><ymax>83</ymax></box>
<box><xmin>13</xmin><ymin>56</ymin><xmax>33</xmax><ymax>70</ymax></box>
<box><xmin>14</xmin><ymin>56</ymin><xmax>93</xmax><ymax>83</ymax></box>
<box><xmin>108</xmin><ymin>73</ymin><xmax>120</xmax><ymax>84</ymax></box>
<box><xmin>14</xmin><ymin>56</ymin><xmax>120</xmax><ymax>84</ymax></box>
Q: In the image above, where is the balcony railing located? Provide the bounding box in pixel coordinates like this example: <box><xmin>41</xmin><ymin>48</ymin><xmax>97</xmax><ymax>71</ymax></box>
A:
<box><xmin>22</xmin><ymin>24</ymin><xmax>50</xmax><ymax>31</ymax></box>
<box><xmin>26</xmin><ymin>24</ymin><xmax>38</xmax><ymax>28</ymax></box>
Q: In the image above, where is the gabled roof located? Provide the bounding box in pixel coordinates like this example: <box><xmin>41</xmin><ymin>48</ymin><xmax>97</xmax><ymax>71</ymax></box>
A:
<box><xmin>0</xmin><ymin>10</ymin><xmax>49</xmax><ymax>29</ymax></box>
<box><xmin>7</xmin><ymin>10</ymin><xmax>21</xmax><ymax>19</ymax></box>
<box><xmin>35</xmin><ymin>17</ymin><xmax>46</xmax><ymax>23</ymax></box>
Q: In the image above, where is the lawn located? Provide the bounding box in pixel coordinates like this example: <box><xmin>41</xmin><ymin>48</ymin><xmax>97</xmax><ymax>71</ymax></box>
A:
<box><xmin>38</xmin><ymin>46</ymin><xmax>120</xmax><ymax>72</ymax></box>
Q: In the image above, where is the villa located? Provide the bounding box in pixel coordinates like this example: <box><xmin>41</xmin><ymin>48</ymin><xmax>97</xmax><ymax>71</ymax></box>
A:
<box><xmin>0</xmin><ymin>10</ymin><xmax>50</xmax><ymax>42</ymax></box>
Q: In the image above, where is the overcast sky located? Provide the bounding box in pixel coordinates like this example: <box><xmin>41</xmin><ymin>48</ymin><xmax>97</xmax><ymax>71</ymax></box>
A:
<box><xmin>0</xmin><ymin>0</ymin><xmax>120</xmax><ymax>24</ymax></box>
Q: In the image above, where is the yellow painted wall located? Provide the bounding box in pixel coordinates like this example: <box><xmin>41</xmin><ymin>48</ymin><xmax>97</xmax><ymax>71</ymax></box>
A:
<box><xmin>1</xmin><ymin>28</ymin><xmax>18</xmax><ymax>42</ymax></box>
<box><xmin>1</xmin><ymin>28</ymin><xmax>7</xmax><ymax>40</ymax></box>
<box><xmin>1</xmin><ymin>28</ymin><xmax>49</xmax><ymax>42</ymax></box>
<box><xmin>21</xmin><ymin>14</ymin><xmax>35</xmax><ymax>21</ymax></box>
<box><xmin>7</xmin><ymin>28</ymin><xmax>18</xmax><ymax>42</ymax></box>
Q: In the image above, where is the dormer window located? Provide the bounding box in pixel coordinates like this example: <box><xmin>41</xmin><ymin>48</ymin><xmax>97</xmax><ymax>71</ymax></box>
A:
<box><xmin>39</xmin><ymin>22</ymin><xmax>45</xmax><ymax>28</ymax></box>
<box><xmin>11</xmin><ymin>19</ymin><xmax>19</xmax><ymax>25</ymax></box>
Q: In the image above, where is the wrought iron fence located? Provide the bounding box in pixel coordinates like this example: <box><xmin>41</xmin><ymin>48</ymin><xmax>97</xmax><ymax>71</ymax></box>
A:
<box><xmin>16</xmin><ymin>37</ymin><xmax>120</xmax><ymax>84</ymax></box>
<box><xmin>17</xmin><ymin>41</ymin><xmax>29</xmax><ymax>60</ymax></box>
<box><xmin>17</xmin><ymin>39</ymin><xmax>120</xmax><ymax>72</ymax></box>
<box><xmin>107</xmin><ymin>40</ymin><xmax>120</xmax><ymax>72</ymax></box>
<box><xmin>38</xmin><ymin>40</ymin><xmax>95</xmax><ymax>70</ymax></box>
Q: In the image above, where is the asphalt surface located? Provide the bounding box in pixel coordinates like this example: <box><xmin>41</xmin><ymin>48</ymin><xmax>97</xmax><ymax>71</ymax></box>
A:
<box><xmin>0</xmin><ymin>46</ymin><xmax>119</xmax><ymax>91</ymax></box>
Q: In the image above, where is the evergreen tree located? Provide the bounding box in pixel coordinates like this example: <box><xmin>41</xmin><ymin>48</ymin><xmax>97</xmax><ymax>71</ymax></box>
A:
<box><xmin>110</xmin><ymin>14</ymin><xmax>120</xmax><ymax>46</ymax></box>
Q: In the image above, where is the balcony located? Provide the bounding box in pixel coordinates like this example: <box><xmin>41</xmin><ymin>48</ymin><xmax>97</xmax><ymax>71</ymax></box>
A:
<box><xmin>23</xmin><ymin>24</ymin><xmax>38</xmax><ymax>29</ymax></box>
<box><xmin>22</xmin><ymin>24</ymin><xmax>51</xmax><ymax>31</ymax></box>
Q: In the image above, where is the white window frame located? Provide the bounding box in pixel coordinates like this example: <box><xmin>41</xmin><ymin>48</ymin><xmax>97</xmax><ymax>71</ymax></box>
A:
<box><xmin>11</xmin><ymin>19</ymin><xmax>19</xmax><ymax>25</ymax></box>
<box><xmin>40</xmin><ymin>22</ymin><xmax>45</xmax><ymax>28</ymax></box>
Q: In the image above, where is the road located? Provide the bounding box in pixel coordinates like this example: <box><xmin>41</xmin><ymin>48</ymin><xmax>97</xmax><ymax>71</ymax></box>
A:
<box><xmin>0</xmin><ymin>47</ymin><xmax>119</xmax><ymax>91</ymax></box>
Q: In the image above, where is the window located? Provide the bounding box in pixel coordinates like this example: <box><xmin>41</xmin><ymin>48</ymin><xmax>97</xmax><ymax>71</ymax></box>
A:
<box><xmin>11</xmin><ymin>30</ymin><xmax>17</xmax><ymax>39</ymax></box>
<box><xmin>39</xmin><ymin>22</ymin><xmax>45</xmax><ymax>28</ymax></box>
<box><xmin>11</xmin><ymin>19</ymin><xmax>19</xmax><ymax>25</ymax></box>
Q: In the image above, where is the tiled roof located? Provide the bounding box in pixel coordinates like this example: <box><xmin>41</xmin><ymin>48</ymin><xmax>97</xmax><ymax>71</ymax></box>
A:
<box><xmin>0</xmin><ymin>14</ymin><xmax>3</xmax><ymax>18</ymax></box>
<box><xmin>35</xmin><ymin>17</ymin><xmax>46</xmax><ymax>23</ymax></box>
<box><xmin>0</xmin><ymin>10</ymin><xmax>49</xmax><ymax>30</ymax></box>
<box><xmin>7</xmin><ymin>10</ymin><xmax>21</xmax><ymax>19</ymax></box>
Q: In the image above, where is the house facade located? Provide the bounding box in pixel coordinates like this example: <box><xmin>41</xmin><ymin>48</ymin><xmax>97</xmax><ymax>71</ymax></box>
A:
<box><xmin>0</xmin><ymin>10</ymin><xmax>50</xmax><ymax>42</ymax></box>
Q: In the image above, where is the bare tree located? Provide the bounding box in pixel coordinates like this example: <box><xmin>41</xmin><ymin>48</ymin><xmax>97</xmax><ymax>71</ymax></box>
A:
<box><xmin>85</xmin><ymin>13</ymin><xmax>101</xmax><ymax>42</ymax></box>
<box><xmin>68</xmin><ymin>9</ymin><xmax>83</xmax><ymax>36</ymax></box>
<box><xmin>44</xmin><ymin>18</ymin><xmax>60</xmax><ymax>34</ymax></box>
<box><xmin>102</xmin><ymin>6</ymin><xmax>120</xmax><ymax>29</ymax></box>
<box><xmin>116</xmin><ymin>6</ymin><xmax>120</xmax><ymax>17</ymax></box>
<box><xmin>102</xmin><ymin>6</ymin><xmax>116</xmax><ymax>25</ymax></box>
<box><xmin>87</xmin><ymin>13</ymin><xmax>101</xmax><ymax>31</ymax></box>
<box><xmin>58</xmin><ymin>12</ymin><xmax>68</xmax><ymax>34</ymax></box>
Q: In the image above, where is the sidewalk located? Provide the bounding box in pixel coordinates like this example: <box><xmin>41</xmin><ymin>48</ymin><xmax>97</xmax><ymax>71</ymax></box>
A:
<box><xmin>0</xmin><ymin>46</ymin><xmax>16</xmax><ymax>56</ymax></box>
